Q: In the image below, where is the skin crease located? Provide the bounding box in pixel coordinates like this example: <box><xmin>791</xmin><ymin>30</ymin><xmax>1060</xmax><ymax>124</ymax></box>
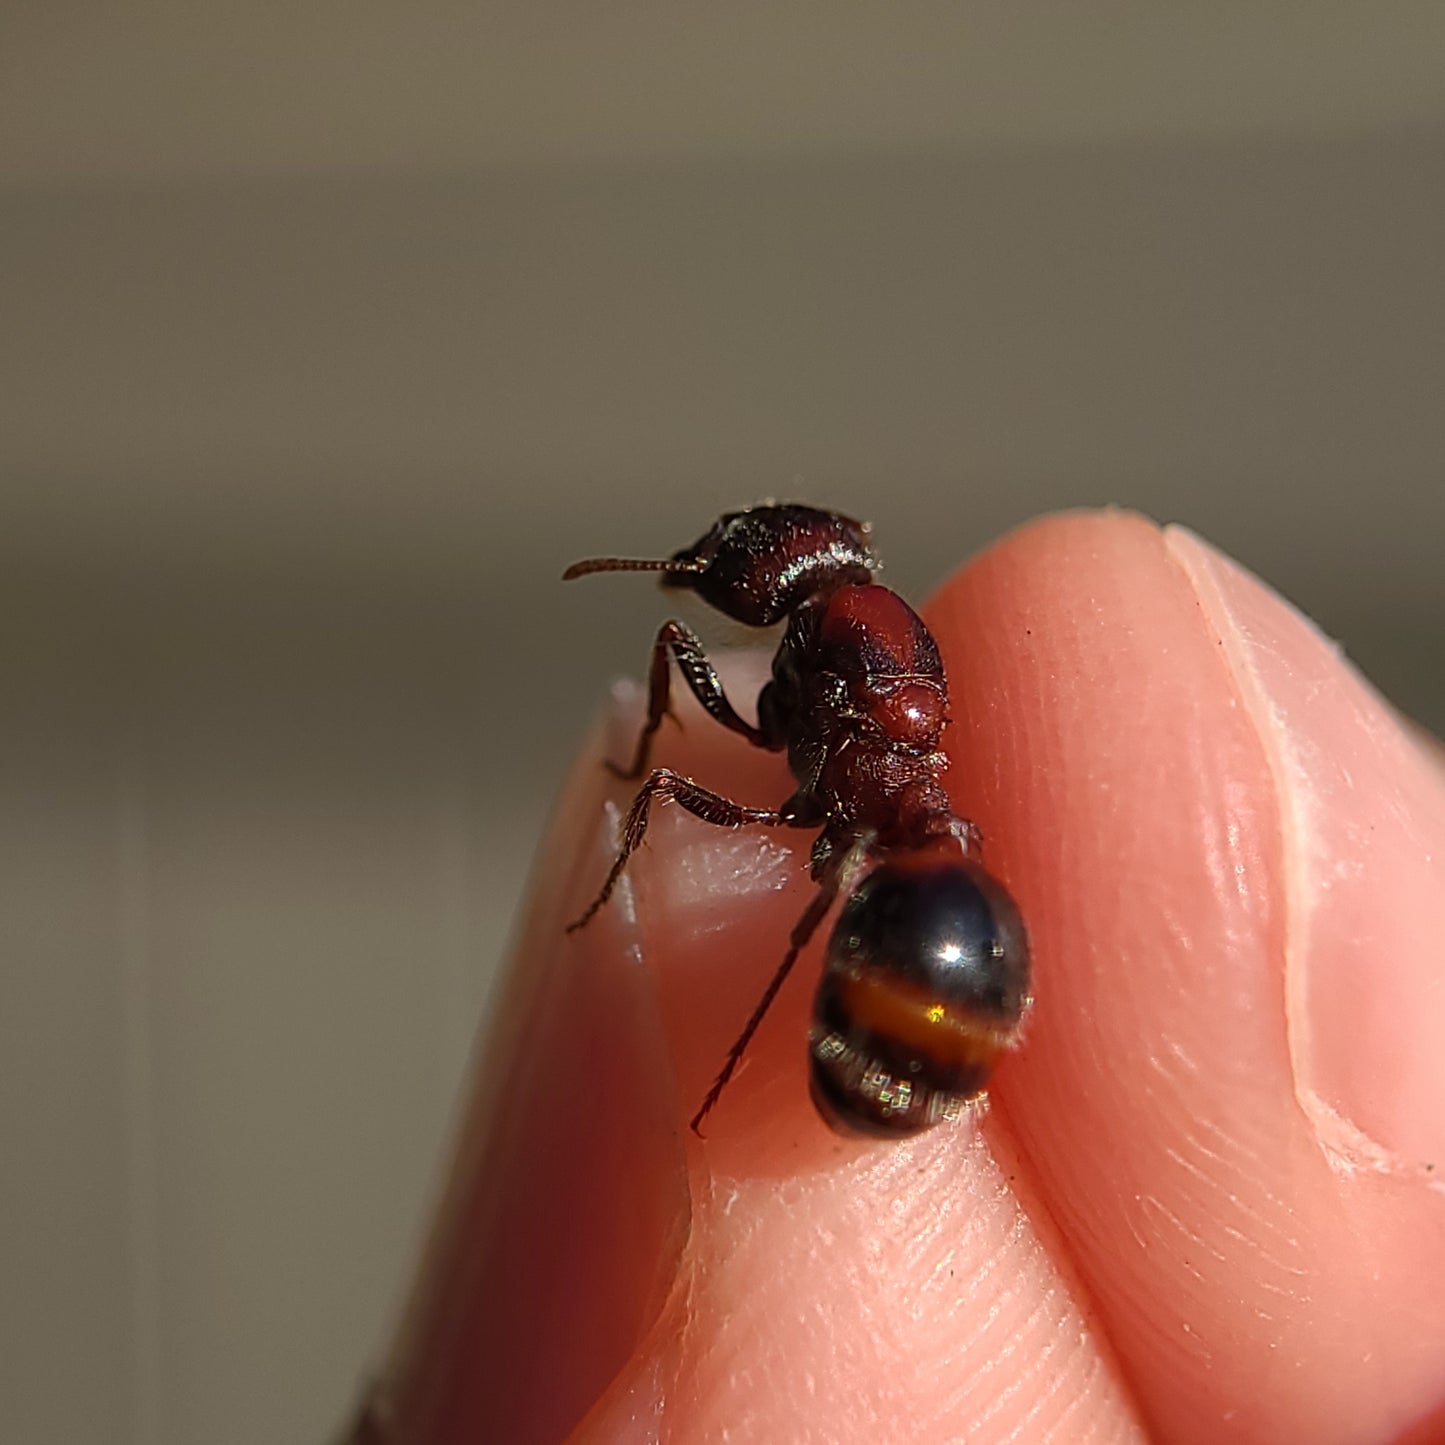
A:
<box><xmin>354</xmin><ymin>511</ymin><xmax>1445</xmax><ymax>1445</ymax></box>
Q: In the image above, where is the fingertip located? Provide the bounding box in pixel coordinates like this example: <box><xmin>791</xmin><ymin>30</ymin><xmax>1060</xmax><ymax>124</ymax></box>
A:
<box><xmin>928</xmin><ymin>508</ymin><xmax>1250</xmax><ymax>1146</ymax></box>
<box><xmin>927</xmin><ymin>510</ymin><xmax>1445</xmax><ymax>1444</ymax></box>
<box><xmin>369</xmin><ymin>696</ymin><xmax>691</xmax><ymax>1445</ymax></box>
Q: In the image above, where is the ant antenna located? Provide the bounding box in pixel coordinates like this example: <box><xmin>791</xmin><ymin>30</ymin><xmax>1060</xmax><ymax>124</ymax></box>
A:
<box><xmin>561</xmin><ymin>557</ymin><xmax>707</xmax><ymax>582</ymax></box>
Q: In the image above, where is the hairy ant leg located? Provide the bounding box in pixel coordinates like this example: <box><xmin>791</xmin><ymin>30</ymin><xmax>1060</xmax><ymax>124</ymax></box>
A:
<box><xmin>690</xmin><ymin>837</ymin><xmax>868</xmax><ymax>1135</ymax></box>
<box><xmin>566</xmin><ymin>768</ymin><xmax>790</xmax><ymax>933</ymax></box>
<box><xmin>611</xmin><ymin>619</ymin><xmax>774</xmax><ymax>780</ymax></box>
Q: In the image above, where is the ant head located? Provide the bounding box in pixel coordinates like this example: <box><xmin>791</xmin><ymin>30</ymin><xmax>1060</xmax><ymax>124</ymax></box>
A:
<box><xmin>664</xmin><ymin>504</ymin><xmax>875</xmax><ymax>626</ymax></box>
<box><xmin>564</xmin><ymin>504</ymin><xmax>875</xmax><ymax>627</ymax></box>
<box><xmin>809</xmin><ymin>850</ymin><xmax>1031</xmax><ymax>1137</ymax></box>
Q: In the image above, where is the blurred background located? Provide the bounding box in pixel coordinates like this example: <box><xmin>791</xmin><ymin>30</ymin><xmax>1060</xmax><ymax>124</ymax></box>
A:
<box><xmin>3</xmin><ymin>5</ymin><xmax>1443</xmax><ymax>1442</ymax></box>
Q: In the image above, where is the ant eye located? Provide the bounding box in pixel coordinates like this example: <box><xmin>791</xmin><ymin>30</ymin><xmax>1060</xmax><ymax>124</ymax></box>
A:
<box><xmin>809</xmin><ymin>857</ymin><xmax>1031</xmax><ymax>1137</ymax></box>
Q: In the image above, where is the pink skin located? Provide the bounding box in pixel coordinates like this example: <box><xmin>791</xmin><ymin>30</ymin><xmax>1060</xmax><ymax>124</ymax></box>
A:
<box><xmin>352</xmin><ymin>512</ymin><xmax>1445</xmax><ymax>1445</ymax></box>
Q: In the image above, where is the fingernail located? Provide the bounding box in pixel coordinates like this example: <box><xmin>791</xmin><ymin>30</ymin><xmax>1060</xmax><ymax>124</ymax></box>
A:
<box><xmin>1167</xmin><ymin>527</ymin><xmax>1445</xmax><ymax>1177</ymax></box>
<box><xmin>370</xmin><ymin>694</ymin><xmax>691</xmax><ymax>1444</ymax></box>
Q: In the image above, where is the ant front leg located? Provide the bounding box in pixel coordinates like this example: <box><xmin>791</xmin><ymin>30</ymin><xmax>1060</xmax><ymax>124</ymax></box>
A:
<box><xmin>567</xmin><ymin>768</ymin><xmax>788</xmax><ymax>932</ymax></box>
<box><xmin>612</xmin><ymin>620</ymin><xmax>773</xmax><ymax>780</ymax></box>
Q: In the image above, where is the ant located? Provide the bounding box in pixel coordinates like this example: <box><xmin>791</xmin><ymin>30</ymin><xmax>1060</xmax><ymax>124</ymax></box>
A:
<box><xmin>564</xmin><ymin>504</ymin><xmax>1031</xmax><ymax>1137</ymax></box>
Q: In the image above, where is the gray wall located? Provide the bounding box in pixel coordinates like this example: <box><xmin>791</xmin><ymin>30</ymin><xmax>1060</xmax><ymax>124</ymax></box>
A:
<box><xmin>3</xmin><ymin>8</ymin><xmax>1443</xmax><ymax>1444</ymax></box>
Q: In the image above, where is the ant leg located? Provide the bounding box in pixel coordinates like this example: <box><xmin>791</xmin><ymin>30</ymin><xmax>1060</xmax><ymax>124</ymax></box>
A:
<box><xmin>612</xmin><ymin>620</ymin><xmax>770</xmax><ymax>780</ymax></box>
<box><xmin>689</xmin><ymin>838</ymin><xmax>869</xmax><ymax>1135</ymax></box>
<box><xmin>567</xmin><ymin>768</ymin><xmax>786</xmax><ymax>933</ymax></box>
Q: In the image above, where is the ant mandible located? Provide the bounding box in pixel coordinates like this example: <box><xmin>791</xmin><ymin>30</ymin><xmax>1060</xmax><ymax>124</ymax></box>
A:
<box><xmin>564</xmin><ymin>504</ymin><xmax>1031</xmax><ymax>1138</ymax></box>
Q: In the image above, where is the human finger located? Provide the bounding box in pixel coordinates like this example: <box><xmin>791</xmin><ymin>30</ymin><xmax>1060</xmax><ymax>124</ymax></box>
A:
<box><xmin>353</xmin><ymin>634</ymin><xmax>1146</xmax><ymax>1443</ymax></box>
<box><xmin>928</xmin><ymin>512</ymin><xmax>1445</xmax><ymax>1445</ymax></box>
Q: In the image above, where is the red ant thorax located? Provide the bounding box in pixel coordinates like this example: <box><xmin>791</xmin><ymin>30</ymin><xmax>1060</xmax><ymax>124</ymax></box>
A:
<box><xmin>564</xmin><ymin>504</ymin><xmax>1031</xmax><ymax>1137</ymax></box>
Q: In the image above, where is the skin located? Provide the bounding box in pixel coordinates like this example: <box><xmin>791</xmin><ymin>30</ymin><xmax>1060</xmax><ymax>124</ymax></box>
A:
<box><xmin>350</xmin><ymin>511</ymin><xmax>1445</xmax><ymax>1445</ymax></box>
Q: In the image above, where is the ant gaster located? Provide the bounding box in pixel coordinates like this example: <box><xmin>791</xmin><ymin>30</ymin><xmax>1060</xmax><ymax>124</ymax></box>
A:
<box><xmin>564</xmin><ymin>504</ymin><xmax>1031</xmax><ymax>1137</ymax></box>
